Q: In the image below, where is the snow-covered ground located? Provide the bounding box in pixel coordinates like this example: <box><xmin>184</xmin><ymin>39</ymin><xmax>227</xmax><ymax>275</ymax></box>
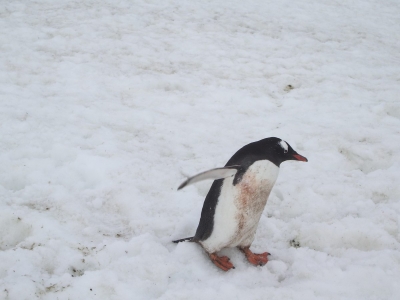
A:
<box><xmin>1</xmin><ymin>0</ymin><xmax>400</xmax><ymax>299</ymax></box>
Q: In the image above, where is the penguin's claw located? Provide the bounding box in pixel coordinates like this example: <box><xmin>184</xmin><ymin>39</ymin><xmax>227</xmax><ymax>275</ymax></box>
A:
<box><xmin>239</xmin><ymin>247</ymin><xmax>269</xmax><ymax>266</ymax></box>
<box><xmin>209</xmin><ymin>253</ymin><xmax>235</xmax><ymax>271</ymax></box>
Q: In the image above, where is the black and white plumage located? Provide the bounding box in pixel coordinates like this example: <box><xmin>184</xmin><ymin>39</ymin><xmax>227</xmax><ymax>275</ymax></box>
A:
<box><xmin>174</xmin><ymin>137</ymin><xmax>307</xmax><ymax>271</ymax></box>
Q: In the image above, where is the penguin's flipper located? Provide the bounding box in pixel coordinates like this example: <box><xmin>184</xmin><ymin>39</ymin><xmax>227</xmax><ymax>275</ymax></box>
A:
<box><xmin>178</xmin><ymin>165</ymin><xmax>240</xmax><ymax>190</ymax></box>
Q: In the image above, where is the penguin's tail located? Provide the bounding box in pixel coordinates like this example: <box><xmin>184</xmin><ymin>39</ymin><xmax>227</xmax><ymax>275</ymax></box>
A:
<box><xmin>173</xmin><ymin>237</ymin><xmax>194</xmax><ymax>243</ymax></box>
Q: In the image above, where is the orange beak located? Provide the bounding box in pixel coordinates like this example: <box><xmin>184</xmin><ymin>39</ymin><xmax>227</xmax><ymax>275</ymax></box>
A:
<box><xmin>293</xmin><ymin>154</ymin><xmax>308</xmax><ymax>162</ymax></box>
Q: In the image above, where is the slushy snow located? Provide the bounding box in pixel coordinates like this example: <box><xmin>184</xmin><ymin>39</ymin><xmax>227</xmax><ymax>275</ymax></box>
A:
<box><xmin>1</xmin><ymin>0</ymin><xmax>400</xmax><ymax>299</ymax></box>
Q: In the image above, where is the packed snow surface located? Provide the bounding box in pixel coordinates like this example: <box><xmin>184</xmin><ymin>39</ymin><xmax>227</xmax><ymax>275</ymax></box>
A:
<box><xmin>1</xmin><ymin>0</ymin><xmax>400</xmax><ymax>299</ymax></box>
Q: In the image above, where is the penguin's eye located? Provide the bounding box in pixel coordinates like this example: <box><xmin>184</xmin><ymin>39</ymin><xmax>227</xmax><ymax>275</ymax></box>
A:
<box><xmin>279</xmin><ymin>140</ymin><xmax>289</xmax><ymax>153</ymax></box>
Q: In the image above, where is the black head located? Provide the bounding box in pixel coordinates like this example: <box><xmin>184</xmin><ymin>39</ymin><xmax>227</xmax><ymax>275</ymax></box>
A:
<box><xmin>226</xmin><ymin>137</ymin><xmax>308</xmax><ymax>167</ymax></box>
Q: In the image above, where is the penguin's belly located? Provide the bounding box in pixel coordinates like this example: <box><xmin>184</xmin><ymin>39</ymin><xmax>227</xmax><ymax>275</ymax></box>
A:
<box><xmin>200</xmin><ymin>160</ymin><xmax>279</xmax><ymax>253</ymax></box>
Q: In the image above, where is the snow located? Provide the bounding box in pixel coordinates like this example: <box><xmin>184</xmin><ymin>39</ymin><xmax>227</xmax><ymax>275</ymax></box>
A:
<box><xmin>0</xmin><ymin>0</ymin><xmax>400</xmax><ymax>299</ymax></box>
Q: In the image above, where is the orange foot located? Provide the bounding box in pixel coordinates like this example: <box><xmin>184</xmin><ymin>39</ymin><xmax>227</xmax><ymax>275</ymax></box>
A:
<box><xmin>209</xmin><ymin>253</ymin><xmax>235</xmax><ymax>271</ymax></box>
<box><xmin>239</xmin><ymin>247</ymin><xmax>269</xmax><ymax>266</ymax></box>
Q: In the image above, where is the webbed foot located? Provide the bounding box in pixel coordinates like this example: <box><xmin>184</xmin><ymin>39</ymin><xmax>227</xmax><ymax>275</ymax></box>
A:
<box><xmin>209</xmin><ymin>253</ymin><xmax>235</xmax><ymax>271</ymax></box>
<box><xmin>239</xmin><ymin>246</ymin><xmax>269</xmax><ymax>266</ymax></box>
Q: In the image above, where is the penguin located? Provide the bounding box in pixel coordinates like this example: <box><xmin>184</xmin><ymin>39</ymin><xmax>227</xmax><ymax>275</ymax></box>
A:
<box><xmin>174</xmin><ymin>137</ymin><xmax>307</xmax><ymax>271</ymax></box>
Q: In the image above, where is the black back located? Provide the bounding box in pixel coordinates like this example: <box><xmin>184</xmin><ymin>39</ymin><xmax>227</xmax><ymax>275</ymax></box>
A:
<box><xmin>193</xmin><ymin>137</ymin><xmax>301</xmax><ymax>242</ymax></box>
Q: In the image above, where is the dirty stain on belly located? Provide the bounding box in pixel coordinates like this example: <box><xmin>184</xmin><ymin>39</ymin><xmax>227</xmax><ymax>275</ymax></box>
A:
<box><xmin>233</xmin><ymin>170</ymin><xmax>274</xmax><ymax>246</ymax></box>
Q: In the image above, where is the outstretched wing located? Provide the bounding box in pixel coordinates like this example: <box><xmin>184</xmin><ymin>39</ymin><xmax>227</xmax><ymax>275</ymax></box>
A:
<box><xmin>178</xmin><ymin>165</ymin><xmax>240</xmax><ymax>190</ymax></box>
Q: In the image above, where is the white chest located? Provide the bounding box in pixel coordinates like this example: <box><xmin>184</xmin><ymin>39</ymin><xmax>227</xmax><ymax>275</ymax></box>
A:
<box><xmin>200</xmin><ymin>160</ymin><xmax>279</xmax><ymax>253</ymax></box>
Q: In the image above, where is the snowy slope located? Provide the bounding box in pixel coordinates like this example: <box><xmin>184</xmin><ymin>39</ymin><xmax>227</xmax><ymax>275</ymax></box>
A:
<box><xmin>1</xmin><ymin>0</ymin><xmax>400</xmax><ymax>299</ymax></box>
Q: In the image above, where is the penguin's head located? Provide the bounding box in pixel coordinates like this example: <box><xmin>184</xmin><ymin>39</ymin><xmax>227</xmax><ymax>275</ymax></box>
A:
<box><xmin>272</xmin><ymin>138</ymin><xmax>308</xmax><ymax>165</ymax></box>
<box><xmin>227</xmin><ymin>137</ymin><xmax>308</xmax><ymax>167</ymax></box>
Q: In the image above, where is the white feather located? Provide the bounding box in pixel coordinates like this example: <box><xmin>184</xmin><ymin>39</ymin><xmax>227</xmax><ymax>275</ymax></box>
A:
<box><xmin>279</xmin><ymin>140</ymin><xmax>289</xmax><ymax>151</ymax></box>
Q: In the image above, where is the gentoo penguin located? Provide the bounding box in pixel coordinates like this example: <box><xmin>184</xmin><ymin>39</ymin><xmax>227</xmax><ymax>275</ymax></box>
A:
<box><xmin>174</xmin><ymin>137</ymin><xmax>307</xmax><ymax>271</ymax></box>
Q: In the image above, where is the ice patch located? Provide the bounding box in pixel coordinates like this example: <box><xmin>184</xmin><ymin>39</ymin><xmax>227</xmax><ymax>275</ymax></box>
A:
<box><xmin>0</xmin><ymin>212</ymin><xmax>32</xmax><ymax>250</ymax></box>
